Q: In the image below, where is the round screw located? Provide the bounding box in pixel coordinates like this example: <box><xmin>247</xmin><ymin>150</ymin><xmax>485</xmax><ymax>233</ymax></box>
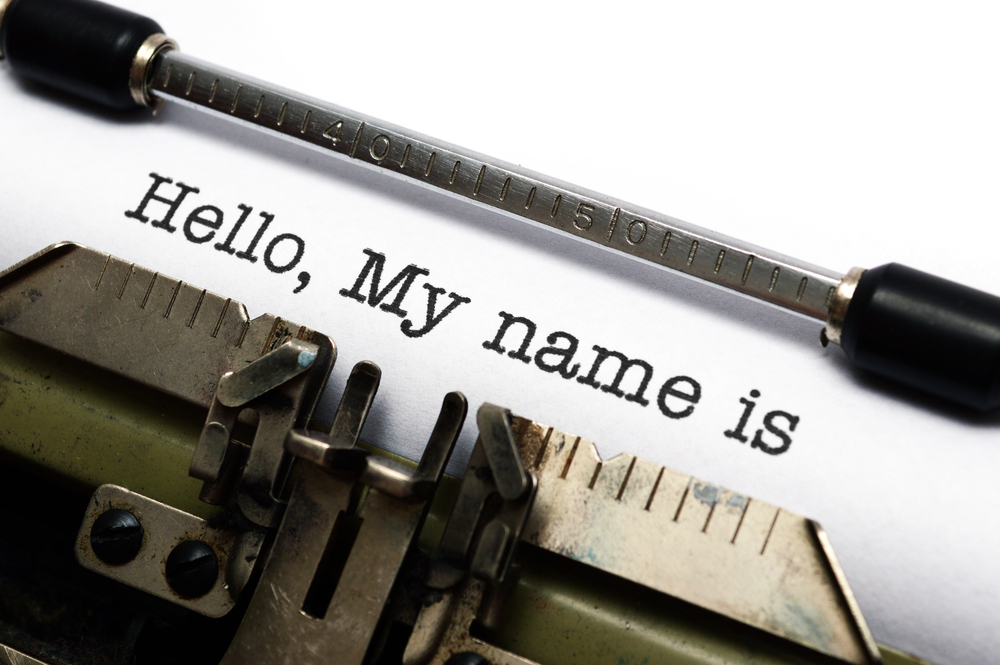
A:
<box><xmin>445</xmin><ymin>653</ymin><xmax>491</xmax><ymax>665</ymax></box>
<box><xmin>90</xmin><ymin>508</ymin><xmax>144</xmax><ymax>565</ymax></box>
<box><xmin>165</xmin><ymin>540</ymin><xmax>218</xmax><ymax>598</ymax></box>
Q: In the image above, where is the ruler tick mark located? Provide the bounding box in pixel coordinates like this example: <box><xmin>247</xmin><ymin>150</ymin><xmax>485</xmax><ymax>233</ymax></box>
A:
<box><xmin>825</xmin><ymin>286</ymin><xmax>835</xmax><ymax>308</ymax></box>
<box><xmin>164</xmin><ymin>281</ymin><xmax>182</xmax><ymax>319</ymax></box>
<box><xmin>474</xmin><ymin>165</ymin><xmax>486</xmax><ymax>195</ymax></box>
<box><xmin>300</xmin><ymin>110</ymin><xmax>312</xmax><ymax>133</ymax></box>
<box><xmin>140</xmin><ymin>273</ymin><xmax>158</xmax><ymax>309</ymax></box>
<box><xmin>349</xmin><ymin>122</ymin><xmax>366</xmax><ymax>157</ymax></box>
<box><xmin>673</xmin><ymin>482</ymin><xmax>690</xmax><ymax>522</ymax></box>
<box><xmin>450</xmin><ymin>161</ymin><xmax>461</xmax><ymax>185</ymax></box>
<box><xmin>277</xmin><ymin>101</ymin><xmax>288</xmax><ymax>126</ymax></box>
<box><xmin>400</xmin><ymin>144</ymin><xmax>411</xmax><ymax>168</ymax></box>
<box><xmin>702</xmin><ymin>502</ymin><xmax>716</xmax><ymax>533</ymax></box>
<box><xmin>185</xmin><ymin>71</ymin><xmax>196</xmax><ymax>96</ymax></box>
<box><xmin>262</xmin><ymin>317</ymin><xmax>282</xmax><ymax>355</ymax></box>
<box><xmin>424</xmin><ymin>151</ymin><xmax>436</xmax><ymax>177</ymax></box>
<box><xmin>607</xmin><ymin>208</ymin><xmax>621</xmax><ymax>241</ymax></box>
<box><xmin>212</xmin><ymin>298</ymin><xmax>231</xmax><ymax>338</ymax></box>
<box><xmin>616</xmin><ymin>457</ymin><xmax>637</xmax><ymax>501</ymax></box>
<box><xmin>94</xmin><ymin>256</ymin><xmax>110</xmax><ymax>290</ymax></box>
<box><xmin>254</xmin><ymin>94</ymin><xmax>265</xmax><ymax>118</ymax></box>
<box><xmin>588</xmin><ymin>462</ymin><xmax>603</xmax><ymax>490</ymax></box>
<box><xmin>741</xmin><ymin>255</ymin><xmax>755</xmax><ymax>285</ymax></box>
<box><xmin>236</xmin><ymin>320</ymin><xmax>250</xmax><ymax>348</ymax></box>
<box><xmin>731</xmin><ymin>497</ymin><xmax>750</xmax><ymax>544</ymax></box>
<box><xmin>760</xmin><ymin>510</ymin><xmax>780</xmax><ymax>555</ymax></box>
<box><xmin>687</xmin><ymin>240</ymin><xmax>699</xmax><ymax>266</ymax></box>
<box><xmin>551</xmin><ymin>195</ymin><xmax>562</xmax><ymax>218</ymax></box>
<box><xmin>645</xmin><ymin>467</ymin><xmax>664</xmax><ymax>511</ymax></box>
<box><xmin>559</xmin><ymin>437</ymin><xmax>580</xmax><ymax>479</ymax></box>
<box><xmin>796</xmin><ymin>277</ymin><xmax>808</xmax><ymax>302</ymax></box>
<box><xmin>500</xmin><ymin>177</ymin><xmax>511</xmax><ymax>201</ymax></box>
<box><xmin>768</xmin><ymin>267</ymin><xmax>780</xmax><ymax>292</ymax></box>
<box><xmin>525</xmin><ymin>186</ymin><xmax>536</xmax><ymax>209</ymax></box>
<box><xmin>229</xmin><ymin>84</ymin><xmax>242</xmax><ymax>113</ymax></box>
<box><xmin>117</xmin><ymin>264</ymin><xmax>134</xmax><ymax>299</ymax></box>
<box><xmin>163</xmin><ymin>64</ymin><xmax>174</xmax><ymax>88</ymax></box>
<box><xmin>208</xmin><ymin>79</ymin><xmax>219</xmax><ymax>104</ymax></box>
<box><xmin>188</xmin><ymin>290</ymin><xmax>206</xmax><ymax>328</ymax></box>
<box><xmin>660</xmin><ymin>231</ymin><xmax>672</xmax><ymax>256</ymax></box>
<box><xmin>533</xmin><ymin>427</ymin><xmax>553</xmax><ymax>469</ymax></box>
<box><xmin>714</xmin><ymin>250</ymin><xmax>725</xmax><ymax>273</ymax></box>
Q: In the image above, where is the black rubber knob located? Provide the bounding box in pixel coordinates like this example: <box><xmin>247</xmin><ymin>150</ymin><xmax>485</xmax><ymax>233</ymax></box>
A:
<box><xmin>1</xmin><ymin>0</ymin><xmax>164</xmax><ymax>109</ymax></box>
<box><xmin>841</xmin><ymin>263</ymin><xmax>1000</xmax><ymax>411</ymax></box>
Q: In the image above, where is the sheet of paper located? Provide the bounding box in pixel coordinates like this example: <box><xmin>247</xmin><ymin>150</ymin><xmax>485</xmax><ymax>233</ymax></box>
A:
<box><xmin>2</xmin><ymin>2</ymin><xmax>998</xmax><ymax>663</ymax></box>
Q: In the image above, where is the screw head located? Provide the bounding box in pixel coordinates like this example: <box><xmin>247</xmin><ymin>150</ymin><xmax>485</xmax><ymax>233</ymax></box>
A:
<box><xmin>90</xmin><ymin>509</ymin><xmax>143</xmax><ymax>565</ymax></box>
<box><xmin>165</xmin><ymin>540</ymin><xmax>218</xmax><ymax>598</ymax></box>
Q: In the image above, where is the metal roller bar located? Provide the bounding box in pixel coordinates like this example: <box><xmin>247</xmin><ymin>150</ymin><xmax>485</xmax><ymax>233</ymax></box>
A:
<box><xmin>151</xmin><ymin>50</ymin><xmax>842</xmax><ymax>322</ymax></box>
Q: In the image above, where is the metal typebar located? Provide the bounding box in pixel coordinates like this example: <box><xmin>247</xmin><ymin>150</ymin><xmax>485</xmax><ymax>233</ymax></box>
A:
<box><xmin>151</xmin><ymin>50</ymin><xmax>842</xmax><ymax>322</ymax></box>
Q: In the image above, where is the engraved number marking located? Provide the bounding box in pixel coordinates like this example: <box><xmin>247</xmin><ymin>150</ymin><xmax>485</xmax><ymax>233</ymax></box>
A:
<box><xmin>574</xmin><ymin>202</ymin><xmax>595</xmax><ymax>230</ymax></box>
<box><xmin>370</xmin><ymin>134</ymin><xmax>391</xmax><ymax>162</ymax></box>
<box><xmin>627</xmin><ymin>219</ymin><xmax>647</xmax><ymax>245</ymax></box>
<box><xmin>323</xmin><ymin>120</ymin><xmax>344</xmax><ymax>144</ymax></box>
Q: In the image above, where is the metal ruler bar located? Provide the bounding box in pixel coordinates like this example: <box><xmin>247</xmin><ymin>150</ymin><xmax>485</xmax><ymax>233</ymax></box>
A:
<box><xmin>152</xmin><ymin>50</ymin><xmax>841</xmax><ymax>322</ymax></box>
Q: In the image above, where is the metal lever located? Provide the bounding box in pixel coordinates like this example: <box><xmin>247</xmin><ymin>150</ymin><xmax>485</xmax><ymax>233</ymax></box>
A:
<box><xmin>219</xmin><ymin>366</ymin><xmax>466</xmax><ymax>665</ymax></box>
<box><xmin>433</xmin><ymin>404</ymin><xmax>538</xmax><ymax>588</ymax></box>
<box><xmin>189</xmin><ymin>336</ymin><xmax>326</xmax><ymax>527</ymax></box>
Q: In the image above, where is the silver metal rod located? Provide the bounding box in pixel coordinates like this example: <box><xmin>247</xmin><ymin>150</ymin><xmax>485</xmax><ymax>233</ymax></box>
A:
<box><xmin>152</xmin><ymin>50</ymin><xmax>842</xmax><ymax>321</ymax></box>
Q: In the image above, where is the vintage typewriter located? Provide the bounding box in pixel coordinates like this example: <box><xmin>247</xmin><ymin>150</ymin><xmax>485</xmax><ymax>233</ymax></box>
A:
<box><xmin>0</xmin><ymin>242</ymin><xmax>925</xmax><ymax>665</ymax></box>
<box><xmin>0</xmin><ymin>0</ymin><xmax>991</xmax><ymax>663</ymax></box>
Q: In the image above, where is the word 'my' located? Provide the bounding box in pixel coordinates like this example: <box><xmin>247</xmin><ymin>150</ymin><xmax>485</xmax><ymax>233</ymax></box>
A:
<box><xmin>339</xmin><ymin>250</ymin><xmax>471</xmax><ymax>338</ymax></box>
<box><xmin>125</xmin><ymin>173</ymin><xmax>312</xmax><ymax>292</ymax></box>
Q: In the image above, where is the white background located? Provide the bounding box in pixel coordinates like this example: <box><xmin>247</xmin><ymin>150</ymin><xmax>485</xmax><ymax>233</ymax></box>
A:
<box><xmin>2</xmin><ymin>2</ymin><xmax>999</xmax><ymax>663</ymax></box>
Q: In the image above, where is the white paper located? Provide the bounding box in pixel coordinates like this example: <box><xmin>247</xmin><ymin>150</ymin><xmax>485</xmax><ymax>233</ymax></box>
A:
<box><xmin>2</xmin><ymin>2</ymin><xmax>998</xmax><ymax>663</ymax></box>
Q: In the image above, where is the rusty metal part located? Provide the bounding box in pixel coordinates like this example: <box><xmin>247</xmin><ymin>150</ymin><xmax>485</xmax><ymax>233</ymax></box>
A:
<box><xmin>433</xmin><ymin>405</ymin><xmax>537</xmax><ymax>589</ymax></box>
<box><xmin>515</xmin><ymin>417</ymin><xmax>881</xmax><ymax>664</ymax></box>
<box><xmin>218</xmin><ymin>389</ymin><xmax>467</xmax><ymax>665</ymax></box>
<box><xmin>75</xmin><ymin>484</ymin><xmax>265</xmax><ymax>618</ymax></box>
<box><xmin>0</xmin><ymin>243</ymin><xmax>334</xmax><ymax>415</ymax></box>
<box><xmin>406</xmin><ymin>417</ymin><xmax>881</xmax><ymax>665</ymax></box>
<box><xmin>190</xmin><ymin>336</ymin><xmax>327</xmax><ymax>527</ymax></box>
